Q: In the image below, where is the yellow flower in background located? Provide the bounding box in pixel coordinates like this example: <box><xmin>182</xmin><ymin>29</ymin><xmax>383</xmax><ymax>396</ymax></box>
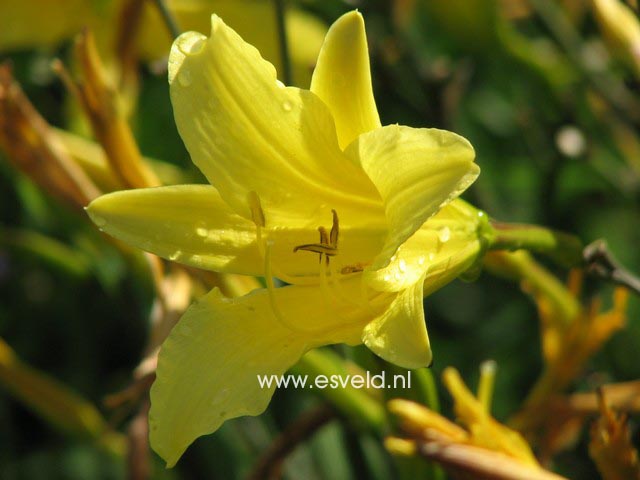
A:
<box><xmin>387</xmin><ymin>368</ymin><xmax>562</xmax><ymax>479</ymax></box>
<box><xmin>591</xmin><ymin>0</ymin><xmax>640</xmax><ymax>77</ymax></box>
<box><xmin>0</xmin><ymin>0</ymin><xmax>325</xmax><ymax>86</ymax></box>
<box><xmin>139</xmin><ymin>0</ymin><xmax>326</xmax><ymax>85</ymax></box>
<box><xmin>87</xmin><ymin>11</ymin><xmax>483</xmax><ymax>465</ymax></box>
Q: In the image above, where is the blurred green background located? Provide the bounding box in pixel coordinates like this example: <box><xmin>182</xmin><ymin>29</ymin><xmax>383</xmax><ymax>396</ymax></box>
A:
<box><xmin>1</xmin><ymin>0</ymin><xmax>639</xmax><ymax>478</ymax></box>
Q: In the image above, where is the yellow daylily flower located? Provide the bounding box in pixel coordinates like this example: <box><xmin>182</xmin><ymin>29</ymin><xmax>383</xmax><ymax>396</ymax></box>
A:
<box><xmin>87</xmin><ymin>11</ymin><xmax>484</xmax><ymax>465</ymax></box>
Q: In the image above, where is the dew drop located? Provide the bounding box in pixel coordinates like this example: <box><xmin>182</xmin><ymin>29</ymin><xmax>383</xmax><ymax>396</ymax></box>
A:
<box><xmin>169</xmin><ymin>250</ymin><xmax>182</xmax><ymax>261</ymax></box>
<box><xmin>390</xmin><ymin>254</ymin><xmax>397</xmax><ymax>262</ymax></box>
<box><xmin>211</xmin><ymin>388</ymin><xmax>230</xmax><ymax>406</ymax></box>
<box><xmin>383</xmin><ymin>274</ymin><xmax>391</xmax><ymax>281</ymax></box>
<box><xmin>394</xmin><ymin>272</ymin><xmax>402</xmax><ymax>281</ymax></box>
<box><xmin>398</xmin><ymin>259</ymin><xmax>407</xmax><ymax>272</ymax></box>
<box><xmin>477</xmin><ymin>211</ymin><xmax>485</xmax><ymax>218</ymax></box>
<box><xmin>417</xmin><ymin>256</ymin><xmax>425</xmax><ymax>265</ymax></box>
<box><xmin>428</xmin><ymin>253</ymin><xmax>435</xmax><ymax>262</ymax></box>
<box><xmin>176</xmin><ymin>34</ymin><xmax>206</xmax><ymax>55</ymax></box>
<box><xmin>282</xmin><ymin>100</ymin><xmax>292</xmax><ymax>112</ymax></box>
<box><xmin>178</xmin><ymin>69</ymin><xmax>192</xmax><ymax>86</ymax></box>
<box><xmin>196</xmin><ymin>227</ymin><xmax>208</xmax><ymax>238</ymax></box>
<box><xmin>438</xmin><ymin>226</ymin><xmax>451</xmax><ymax>242</ymax></box>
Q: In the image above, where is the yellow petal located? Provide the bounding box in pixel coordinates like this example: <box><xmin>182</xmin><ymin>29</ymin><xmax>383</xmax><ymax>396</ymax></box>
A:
<box><xmin>169</xmin><ymin>16</ymin><xmax>384</xmax><ymax>228</ymax></box>
<box><xmin>310</xmin><ymin>11</ymin><xmax>381</xmax><ymax>149</ymax></box>
<box><xmin>361</xmin><ymin>274</ymin><xmax>431</xmax><ymax>369</ymax></box>
<box><xmin>150</xmin><ymin>277</ymin><xmax>386</xmax><ymax>466</ymax></box>
<box><xmin>364</xmin><ymin>200</ymin><xmax>485</xmax><ymax>292</ymax></box>
<box><xmin>86</xmin><ymin>185</ymin><xmax>387</xmax><ymax>281</ymax></box>
<box><xmin>346</xmin><ymin>125</ymin><xmax>479</xmax><ymax>272</ymax></box>
<box><xmin>87</xmin><ymin>185</ymin><xmax>262</xmax><ymax>274</ymax></box>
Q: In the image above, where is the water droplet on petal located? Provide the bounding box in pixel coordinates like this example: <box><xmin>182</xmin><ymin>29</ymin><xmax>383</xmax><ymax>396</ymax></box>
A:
<box><xmin>428</xmin><ymin>253</ymin><xmax>435</xmax><ymax>261</ymax></box>
<box><xmin>169</xmin><ymin>250</ymin><xmax>182</xmax><ymax>261</ymax></box>
<box><xmin>282</xmin><ymin>100</ymin><xmax>292</xmax><ymax>112</ymax></box>
<box><xmin>383</xmin><ymin>274</ymin><xmax>391</xmax><ymax>282</ymax></box>
<box><xmin>196</xmin><ymin>227</ymin><xmax>208</xmax><ymax>238</ymax></box>
<box><xmin>211</xmin><ymin>388</ymin><xmax>230</xmax><ymax>406</ymax></box>
<box><xmin>418</xmin><ymin>256</ymin><xmax>425</xmax><ymax>265</ymax></box>
<box><xmin>438</xmin><ymin>226</ymin><xmax>451</xmax><ymax>242</ymax></box>
<box><xmin>477</xmin><ymin>211</ymin><xmax>485</xmax><ymax>218</ymax></box>
<box><xmin>176</xmin><ymin>34</ymin><xmax>206</xmax><ymax>55</ymax></box>
<box><xmin>398</xmin><ymin>259</ymin><xmax>407</xmax><ymax>272</ymax></box>
<box><xmin>390</xmin><ymin>254</ymin><xmax>397</xmax><ymax>262</ymax></box>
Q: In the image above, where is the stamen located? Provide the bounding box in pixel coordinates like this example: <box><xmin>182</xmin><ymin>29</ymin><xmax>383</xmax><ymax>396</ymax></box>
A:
<box><xmin>318</xmin><ymin>226</ymin><xmax>329</xmax><ymax>265</ymax></box>
<box><xmin>318</xmin><ymin>226</ymin><xmax>329</xmax><ymax>245</ymax></box>
<box><xmin>329</xmin><ymin>209</ymin><xmax>339</xmax><ymax>248</ymax></box>
<box><xmin>328</xmin><ymin>258</ymin><xmax>366</xmax><ymax>308</ymax></box>
<box><xmin>264</xmin><ymin>240</ymin><xmax>309</xmax><ymax>333</ymax></box>
<box><xmin>248</xmin><ymin>191</ymin><xmax>316</xmax><ymax>285</ymax></box>
<box><xmin>293</xmin><ymin>210</ymin><xmax>340</xmax><ymax>264</ymax></box>
<box><xmin>248</xmin><ymin>191</ymin><xmax>265</xmax><ymax>228</ymax></box>
<box><xmin>293</xmin><ymin>244</ymin><xmax>338</xmax><ymax>256</ymax></box>
<box><xmin>340</xmin><ymin>263</ymin><xmax>366</xmax><ymax>274</ymax></box>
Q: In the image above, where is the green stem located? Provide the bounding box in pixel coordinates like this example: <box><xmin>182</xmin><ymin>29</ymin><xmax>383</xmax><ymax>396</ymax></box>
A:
<box><xmin>274</xmin><ymin>0</ymin><xmax>293</xmax><ymax>86</ymax></box>
<box><xmin>413</xmin><ymin>369</ymin><xmax>440</xmax><ymax>413</ymax></box>
<box><xmin>476</xmin><ymin>360</ymin><xmax>497</xmax><ymax>414</ymax></box>
<box><xmin>488</xmin><ymin>221</ymin><xmax>584</xmax><ymax>267</ymax></box>
<box><xmin>152</xmin><ymin>0</ymin><xmax>181</xmax><ymax>39</ymax></box>
<box><xmin>290</xmin><ymin>349</ymin><xmax>386</xmax><ymax>434</ymax></box>
<box><xmin>483</xmin><ymin>250</ymin><xmax>581</xmax><ymax>325</ymax></box>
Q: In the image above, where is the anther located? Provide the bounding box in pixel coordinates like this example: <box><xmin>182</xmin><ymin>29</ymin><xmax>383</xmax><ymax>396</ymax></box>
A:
<box><xmin>293</xmin><ymin>210</ymin><xmax>340</xmax><ymax>264</ymax></box>
<box><xmin>329</xmin><ymin>209</ymin><xmax>339</xmax><ymax>248</ymax></box>
<box><xmin>247</xmin><ymin>191</ymin><xmax>265</xmax><ymax>228</ymax></box>
<box><xmin>318</xmin><ymin>226</ymin><xmax>329</xmax><ymax>245</ymax></box>
<box><xmin>340</xmin><ymin>263</ymin><xmax>367</xmax><ymax>274</ymax></box>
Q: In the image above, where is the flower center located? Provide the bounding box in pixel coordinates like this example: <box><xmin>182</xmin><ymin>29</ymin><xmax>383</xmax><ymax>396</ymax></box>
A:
<box><xmin>293</xmin><ymin>209</ymin><xmax>339</xmax><ymax>265</ymax></box>
<box><xmin>247</xmin><ymin>192</ymin><xmax>373</xmax><ymax>334</ymax></box>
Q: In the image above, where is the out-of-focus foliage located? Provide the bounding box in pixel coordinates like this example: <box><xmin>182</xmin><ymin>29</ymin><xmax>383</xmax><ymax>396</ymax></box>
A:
<box><xmin>1</xmin><ymin>0</ymin><xmax>639</xmax><ymax>479</ymax></box>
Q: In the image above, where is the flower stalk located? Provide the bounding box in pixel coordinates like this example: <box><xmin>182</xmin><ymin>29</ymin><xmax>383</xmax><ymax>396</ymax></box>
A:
<box><xmin>274</xmin><ymin>0</ymin><xmax>293</xmax><ymax>86</ymax></box>
<box><xmin>487</xmin><ymin>221</ymin><xmax>584</xmax><ymax>267</ymax></box>
<box><xmin>291</xmin><ymin>349</ymin><xmax>387</xmax><ymax>433</ymax></box>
